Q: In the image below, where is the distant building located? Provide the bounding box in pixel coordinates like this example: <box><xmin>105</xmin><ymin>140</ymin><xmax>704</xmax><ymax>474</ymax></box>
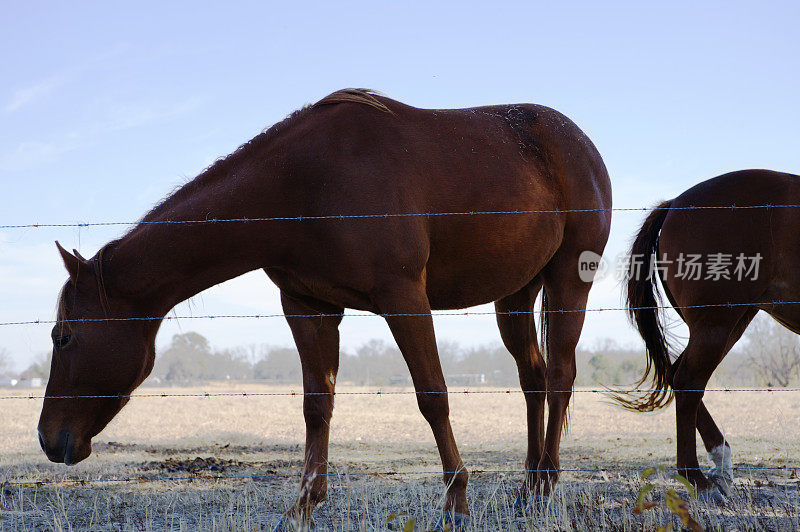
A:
<box><xmin>14</xmin><ymin>378</ymin><xmax>43</xmax><ymax>388</ymax></box>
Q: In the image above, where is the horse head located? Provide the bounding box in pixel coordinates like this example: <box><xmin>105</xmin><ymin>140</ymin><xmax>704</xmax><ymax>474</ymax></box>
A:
<box><xmin>37</xmin><ymin>242</ymin><xmax>158</xmax><ymax>465</ymax></box>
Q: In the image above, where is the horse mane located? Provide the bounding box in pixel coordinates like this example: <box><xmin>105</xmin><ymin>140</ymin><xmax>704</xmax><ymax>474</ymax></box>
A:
<box><xmin>313</xmin><ymin>88</ymin><xmax>393</xmax><ymax>114</ymax></box>
<box><xmin>68</xmin><ymin>88</ymin><xmax>394</xmax><ymax>322</ymax></box>
<box><xmin>134</xmin><ymin>88</ymin><xmax>392</xmax><ymax>228</ymax></box>
<box><xmin>93</xmin><ymin>243</ymin><xmax>114</xmax><ymax>316</ymax></box>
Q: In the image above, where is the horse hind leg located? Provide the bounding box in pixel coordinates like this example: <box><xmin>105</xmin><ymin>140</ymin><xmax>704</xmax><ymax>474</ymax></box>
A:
<box><xmin>494</xmin><ymin>278</ymin><xmax>545</xmax><ymax>503</ymax></box>
<box><xmin>534</xmin><ymin>251</ymin><xmax>598</xmax><ymax>496</ymax></box>
<box><xmin>700</xmin><ymin>307</ymin><xmax>755</xmax><ymax>496</ymax></box>
<box><xmin>376</xmin><ymin>278</ymin><xmax>470</xmax><ymax>521</ymax></box>
<box><xmin>671</xmin><ymin>307</ymin><xmax>755</xmax><ymax>499</ymax></box>
<box><xmin>695</xmin><ymin>303</ymin><xmax>800</xmax><ymax>498</ymax></box>
<box><xmin>671</xmin><ymin>359</ymin><xmax>735</xmax><ymax>496</ymax></box>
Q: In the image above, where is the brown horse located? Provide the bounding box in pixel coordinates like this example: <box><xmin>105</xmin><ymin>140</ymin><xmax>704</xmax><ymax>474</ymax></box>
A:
<box><xmin>622</xmin><ymin>169</ymin><xmax>800</xmax><ymax>502</ymax></box>
<box><xmin>38</xmin><ymin>89</ymin><xmax>611</xmax><ymax>525</ymax></box>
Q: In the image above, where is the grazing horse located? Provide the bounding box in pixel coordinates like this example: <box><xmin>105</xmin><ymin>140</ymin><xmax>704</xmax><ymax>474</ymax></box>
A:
<box><xmin>621</xmin><ymin>169</ymin><xmax>800</xmax><ymax>501</ymax></box>
<box><xmin>37</xmin><ymin>89</ymin><xmax>611</xmax><ymax>524</ymax></box>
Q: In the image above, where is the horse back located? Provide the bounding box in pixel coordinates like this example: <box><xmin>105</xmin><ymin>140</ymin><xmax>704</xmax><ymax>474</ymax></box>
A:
<box><xmin>260</xmin><ymin>95</ymin><xmax>611</xmax><ymax>308</ymax></box>
<box><xmin>659</xmin><ymin>170</ymin><xmax>800</xmax><ymax>314</ymax></box>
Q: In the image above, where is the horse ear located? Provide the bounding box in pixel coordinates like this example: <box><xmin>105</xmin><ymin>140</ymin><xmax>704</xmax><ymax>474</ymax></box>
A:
<box><xmin>73</xmin><ymin>248</ymin><xmax>88</xmax><ymax>262</ymax></box>
<box><xmin>55</xmin><ymin>241</ymin><xmax>88</xmax><ymax>282</ymax></box>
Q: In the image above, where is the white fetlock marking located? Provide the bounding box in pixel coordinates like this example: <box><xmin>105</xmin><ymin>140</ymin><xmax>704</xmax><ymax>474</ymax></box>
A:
<box><xmin>707</xmin><ymin>443</ymin><xmax>733</xmax><ymax>478</ymax></box>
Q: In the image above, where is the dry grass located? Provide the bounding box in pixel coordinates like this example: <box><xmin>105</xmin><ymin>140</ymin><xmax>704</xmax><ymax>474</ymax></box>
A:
<box><xmin>1</xmin><ymin>385</ymin><xmax>799</xmax><ymax>530</ymax></box>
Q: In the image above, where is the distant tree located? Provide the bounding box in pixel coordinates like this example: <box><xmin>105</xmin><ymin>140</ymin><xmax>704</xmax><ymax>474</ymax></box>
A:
<box><xmin>171</xmin><ymin>331</ymin><xmax>212</xmax><ymax>355</ymax></box>
<box><xmin>576</xmin><ymin>338</ymin><xmax>648</xmax><ymax>386</ymax></box>
<box><xmin>152</xmin><ymin>332</ymin><xmax>253</xmax><ymax>383</ymax></box>
<box><xmin>591</xmin><ymin>337</ymin><xmax>623</xmax><ymax>354</ymax></box>
<box><xmin>153</xmin><ymin>332</ymin><xmax>211</xmax><ymax>382</ymax></box>
<box><xmin>19</xmin><ymin>352</ymin><xmax>52</xmax><ymax>381</ymax></box>
<box><xmin>129</xmin><ymin>333</ymin><xmax>688</xmax><ymax>387</ymax></box>
<box><xmin>742</xmin><ymin>313</ymin><xmax>800</xmax><ymax>387</ymax></box>
<box><xmin>616</xmin><ymin>359</ymin><xmax>644</xmax><ymax>385</ymax></box>
<box><xmin>337</xmin><ymin>340</ymin><xmax>405</xmax><ymax>385</ymax></box>
<box><xmin>588</xmin><ymin>353</ymin><xmax>615</xmax><ymax>384</ymax></box>
<box><xmin>253</xmin><ymin>347</ymin><xmax>301</xmax><ymax>382</ymax></box>
<box><xmin>456</xmin><ymin>345</ymin><xmax>518</xmax><ymax>385</ymax></box>
<box><xmin>252</xmin><ymin>358</ymin><xmax>270</xmax><ymax>380</ymax></box>
<box><xmin>242</xmin><ymin>344</ymin><xmax>264</xmax><ymax>365</ymax></box>
<box><xmin>437</xmin><ymin>341</ymin><xmax>461</xmax><ymax>374</ymax></box>
<box><xmin>214</xmin><ymin>347</ymin><xmax>254</xmax><ymax>380</ymax></box>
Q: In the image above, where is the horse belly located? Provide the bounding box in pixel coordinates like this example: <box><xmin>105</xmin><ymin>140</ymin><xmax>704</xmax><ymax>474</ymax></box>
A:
<box><xmin>424</xmin><ymin>215</ymin><xmax>562</xmax><ymax>309</ymax></box>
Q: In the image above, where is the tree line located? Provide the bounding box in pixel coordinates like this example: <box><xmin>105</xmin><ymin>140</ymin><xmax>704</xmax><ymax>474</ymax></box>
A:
<box><xmin>3</xmin><ymin>313</ymin><xmax>799</xmax><ymax>387</ymax></box>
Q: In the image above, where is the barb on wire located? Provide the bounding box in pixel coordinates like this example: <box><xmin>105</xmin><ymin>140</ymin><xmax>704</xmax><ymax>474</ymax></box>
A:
<box><xmin>4</xmin><ymin>464</ymin><xmax>796</xmax><ymax>487</ymax></box>
<box><xmin>1</xmin><ymin>387</ymin><xmax>797</xmax><ymax>401</ymax></box>
<box><xmin>4</xmin><ymin>300</ymin><xmax>800</xmax><ymax>328</ymax></box>
<box><xmin>0</xmin><ymin>203</ymin><xmax>794</xmax><ymax>230</ymax></box>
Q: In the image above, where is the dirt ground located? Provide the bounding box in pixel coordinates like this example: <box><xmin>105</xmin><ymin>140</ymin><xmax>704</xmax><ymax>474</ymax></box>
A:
<box><xmin>1</xmin><ymin>384</ymin><xmax>798</xmax><ymax>530</ymax></box>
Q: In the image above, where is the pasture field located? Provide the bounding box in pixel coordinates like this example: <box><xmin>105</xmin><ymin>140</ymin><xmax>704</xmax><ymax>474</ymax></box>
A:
<box><xmin>1</xmin><ymin>384</ymin><xmax>798</xmax><ymax>530</ymax></box>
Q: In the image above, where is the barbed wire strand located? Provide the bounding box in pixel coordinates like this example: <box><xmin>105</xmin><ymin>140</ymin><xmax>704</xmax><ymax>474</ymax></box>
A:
<box><xmin>4</xmin><ymin>300</ymin><xmax>800</xmax><ymax>328</ymax></box>
<box><xmin>1</xmin><ymin>387</ymin><xmax>798</xmax><ymax>401</ymax></box>
<box><xmin>2</xmin><ymin>203</ymin><xmax>800</xmax><ymax>231</ymax></box>
<box><xmin>3</xmin><ymin>465</ymin><xmax>796</xmax><ymax>487</ymax></box>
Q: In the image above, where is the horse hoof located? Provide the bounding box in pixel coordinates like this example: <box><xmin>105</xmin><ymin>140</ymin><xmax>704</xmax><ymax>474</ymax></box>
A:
<box><xmin>432</xmin><ymin>511</ymin><xmax>471</xmax><ymax>531</ymax></box>
<box><xmin>697</xmin><ymin>487</ymin><xmax>727</xmax><ymax>506</ymax></box>
<box><xmin>707</xmin><ymin>469</ymin><xmax>733</xmax><ymax>497</ymax></box>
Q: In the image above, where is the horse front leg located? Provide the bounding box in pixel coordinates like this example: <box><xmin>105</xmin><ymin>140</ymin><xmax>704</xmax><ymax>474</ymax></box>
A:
<box><xmin>279</xmin><ymin>292</ymin><xmax>343</xmax><ymax>526</ymax></box>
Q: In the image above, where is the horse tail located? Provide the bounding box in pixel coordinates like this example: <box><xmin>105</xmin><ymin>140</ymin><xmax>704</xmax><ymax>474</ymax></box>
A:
<box><xmin>539</xmin><ymin>290</ymin><xmax>550</xmax><ymax>363</ymax></box>
<box><xmin>538</xmin><ymin>287</ymin><xmax>576</xmax><ymax>431</ymax></box>
<box><xmin>539</xmin><ymin>288</ymin><xmax>568</xmax><ymax>426</ymax></box>
<box><xmin>613</xmin><ymin>200</ymin><xmax>675</xmax><ymax>412</ymax></box>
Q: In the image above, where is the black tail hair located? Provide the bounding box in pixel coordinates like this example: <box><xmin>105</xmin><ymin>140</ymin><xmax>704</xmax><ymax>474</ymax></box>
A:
<box><xmin>614</xmin><ymin>200</ymin><xmax>675</xmax><ymax>412</ymax></box>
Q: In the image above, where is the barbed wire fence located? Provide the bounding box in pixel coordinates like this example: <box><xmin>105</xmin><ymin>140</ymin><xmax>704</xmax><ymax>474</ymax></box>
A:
<box><xmin>1</xmin><ymin>387</ymin><xmax>800</xmax><ymax>401</ymax></box>
<box><xmin>1</xmin><ymin>202</ymin><xmax>799</xmax><ymax>231</ymax></box>
<box><xmin>2</xmin><ymin>205</ymin><xmax>800</xmax><ymax>490</ymax></box>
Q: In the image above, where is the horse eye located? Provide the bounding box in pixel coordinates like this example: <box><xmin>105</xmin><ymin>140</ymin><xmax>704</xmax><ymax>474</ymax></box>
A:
<box><xmin>53</xmin><ymin>334</ymin><xmax>73</xmax><ymax>350</ymax></box>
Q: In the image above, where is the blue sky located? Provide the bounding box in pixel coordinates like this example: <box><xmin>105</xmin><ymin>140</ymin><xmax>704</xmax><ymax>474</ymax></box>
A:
<box><xmin>1</xmin><ymin>1</ymin><xmax>798</xmax><ymax>370</ymax></box>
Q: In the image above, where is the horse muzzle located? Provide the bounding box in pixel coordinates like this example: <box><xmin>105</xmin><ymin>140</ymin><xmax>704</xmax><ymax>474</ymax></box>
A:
<box><xmin>38</xmin><ymin>428</ymin><xmax>90</xmax><ymax>465</ymax></box>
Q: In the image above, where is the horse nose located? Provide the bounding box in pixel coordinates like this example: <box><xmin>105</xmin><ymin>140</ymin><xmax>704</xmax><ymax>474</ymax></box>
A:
<box><xmin>38</xmin><ymin>429</ymin><xmax>72</xmax><ymax>464</ymax></box>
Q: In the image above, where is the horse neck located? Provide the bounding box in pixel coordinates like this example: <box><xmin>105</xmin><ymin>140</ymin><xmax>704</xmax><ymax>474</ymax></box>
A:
<box><xmin>104</xmin><ymin>169</ymin><xmax>281</xmax><ymax>317</ymax></box>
